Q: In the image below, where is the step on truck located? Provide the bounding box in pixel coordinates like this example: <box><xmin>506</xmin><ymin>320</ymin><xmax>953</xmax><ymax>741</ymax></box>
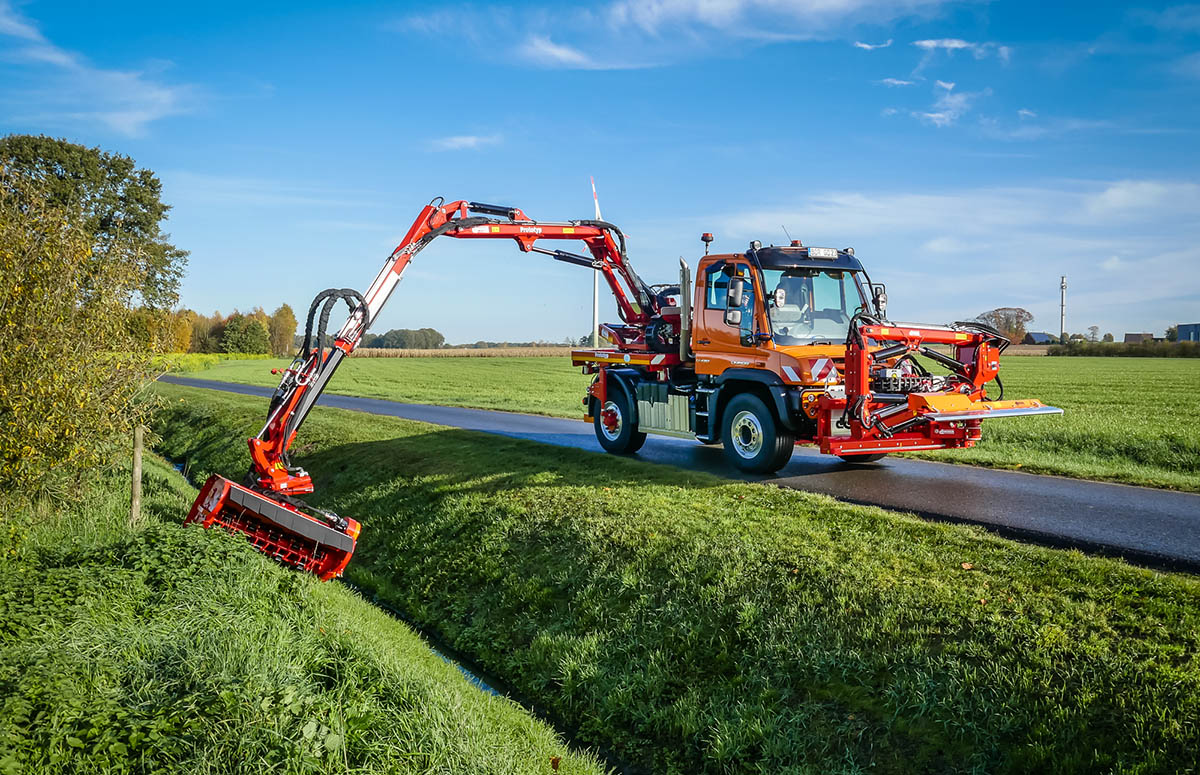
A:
<box><xmin>184</xmin><ymin>198</ymin><xmax>1062</xmax><ymax>579</ymax></box>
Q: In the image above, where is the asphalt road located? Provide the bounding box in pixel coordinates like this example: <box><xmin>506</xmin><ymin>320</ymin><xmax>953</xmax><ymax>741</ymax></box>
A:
<box><xmin>162</xmin><ymin>375</ymin><xmax>1200</xmax><ymax>571</ymax></box>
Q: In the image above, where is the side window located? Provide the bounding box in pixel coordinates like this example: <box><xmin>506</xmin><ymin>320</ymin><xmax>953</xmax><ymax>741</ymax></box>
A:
<box><xmin>705</xmin><ymin>263</ymin><xmax>749</xmax><ymax>309</ymax></box>
<box><xmin>705</xmin><ymin>264</ymin><xmax>728</xmax><ymax>309</ymax></box>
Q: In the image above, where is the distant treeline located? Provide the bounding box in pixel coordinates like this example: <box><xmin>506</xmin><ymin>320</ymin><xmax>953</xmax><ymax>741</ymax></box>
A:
<box><xmin>1049</xmin><ymin>341</ymin><xmax>1199</xmax><ymax>358</ymax></box>
<box><xmin>353</xmin><ymin>328</ymin><xmax>574</xmax><ymax>350</ymax></box>
<box><xmin>129</xmin><ymin>305</ymin><xmax>298</xmax><ymax>356</ymax></box>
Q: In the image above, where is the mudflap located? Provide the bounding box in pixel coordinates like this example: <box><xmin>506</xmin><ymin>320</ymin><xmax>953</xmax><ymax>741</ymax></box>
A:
<box><xmin>185</xmin><ymin>474</ymin><xmax>359</xmax><ymax>581</ymax></box>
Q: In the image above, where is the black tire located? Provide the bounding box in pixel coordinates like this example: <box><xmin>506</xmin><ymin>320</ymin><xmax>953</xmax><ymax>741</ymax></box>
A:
<box><xmin>837</xmin><ymin>453</ymin><xmax>888</xmax><ymax>464</ymax></box>
<box><xmin>593</xmin><ymin>391</ymin><xmax>646</xmax><ymax>454</ymax></box>
<box><xmin>721</xmin><ymin>393</ymin><xmax>795</xmax><ymax>474</ymax></box>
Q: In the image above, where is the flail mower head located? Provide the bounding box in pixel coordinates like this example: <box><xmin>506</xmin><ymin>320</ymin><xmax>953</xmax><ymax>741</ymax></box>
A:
<box><xmin>186</xmin><ymin>474</ymin><xmax>360</xmax><ymax>581</ymax></box>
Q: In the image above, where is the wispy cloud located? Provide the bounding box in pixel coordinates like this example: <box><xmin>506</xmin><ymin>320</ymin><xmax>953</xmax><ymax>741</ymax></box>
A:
<box><xmin>518</xmin><ymin>36</ymin><xmax>594</xmax><ymax>68</ymax></box>
<box><xmin>877</xmin><ymin>77</ymin><xmax>914</xmax><ymax>86</ymax></box>
<box><xmin>712</xmin><ymin>180</ymin><xmax>1200</xmax><ymax>334</ymax></box>
<box><xmin>403</xmin><ymin>1</ymin><xmax>956</xmax><ymax>69</ymax></box>
<box><xmin>429</xmin><ymin>134</ymin><xmax>502</xmax><ymax>151</ymax></box>
<box><xmin>0</xmin><ymin>0</ymin><xmax>193</xmax><ymax>135</ymax></box>
<box><xmin>1018</xmin><ymin>108</ymin><xmax>1037</xmax><ymax>119</ymax></box>
<box><xmin>913</xmin><ymin>83</ymin><xmax>989</xmax><ymax>127</ymax></box>
<box><xmin>913</xmin><ymin>38</ymin><xmax>1012</xmax><ymax>65</ymax></box>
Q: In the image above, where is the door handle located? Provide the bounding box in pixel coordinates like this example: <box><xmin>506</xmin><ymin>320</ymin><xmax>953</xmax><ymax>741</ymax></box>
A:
<box><xmin>697</xmin><ymin>339</ymin><xmax>711</xmax><ymax>345</ymax></box>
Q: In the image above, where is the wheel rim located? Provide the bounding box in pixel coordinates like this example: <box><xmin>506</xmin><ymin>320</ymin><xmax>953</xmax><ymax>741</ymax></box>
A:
<box><xmin>730</xmin><ymin>410</ymin><xmax>763</xmax><ymax>458</ymax></box>
<box><xmin>600</xmin><ymin>400</ymin><xmax>623</xmax><ymax>441</ymax></box>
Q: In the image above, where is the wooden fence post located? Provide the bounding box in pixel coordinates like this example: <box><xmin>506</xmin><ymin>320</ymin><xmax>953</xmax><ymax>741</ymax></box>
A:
<box><xmin>131</xmin><ymin>425</ymin><xmax>144</xmax><ymax>526</ymax></box>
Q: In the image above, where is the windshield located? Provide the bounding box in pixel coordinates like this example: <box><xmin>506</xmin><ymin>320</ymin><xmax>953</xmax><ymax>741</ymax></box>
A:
<box><xmin>762</xmin><ymin>269</ymin><xmax>867</xmax><ymax>345</ymax></box>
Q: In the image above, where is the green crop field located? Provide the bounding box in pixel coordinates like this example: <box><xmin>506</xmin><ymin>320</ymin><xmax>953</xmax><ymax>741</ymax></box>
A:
<box><xmin>0</xmin><ymin>454</ymin><xmax>605</xmax><ymax>774</ymax></box>
<box><xmin>153</xmin><ymin>383</ymin><xmax>1200</xmax><ymax>774</ymax></box>
<box><xmin>188</xmin><ymin>355</ymin><xmax>1200</xmax><ymax>491</ymax></box>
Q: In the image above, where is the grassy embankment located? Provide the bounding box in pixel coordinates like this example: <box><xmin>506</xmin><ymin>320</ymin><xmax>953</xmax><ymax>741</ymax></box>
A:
<box><xmin>0</xmin><ymin>454</ymin><xmax>606</xmax><ymax>774</ymax></box>
<box><xmin>154</xmin><ymin>382</ymin><xmax>1200</xmax><ymax>774</ymax></box>
<box><xmin>188</xmin><ymin>355</ymin><xmax>1200</xmax><ymax>491</ymax></box>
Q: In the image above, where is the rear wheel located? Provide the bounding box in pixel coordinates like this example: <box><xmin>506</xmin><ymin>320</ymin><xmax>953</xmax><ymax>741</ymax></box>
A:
<box><xmin>837</xmin><ymin>453</ymin><xmax>888</xmax><ymax>464</ymax></box>
<box><xmin>722</xmin><ymin>394</ymin><xmax>795</xmax><ymax>474</ymax></box>
<box><xmin>593</xmin><ymin>392</ymin><xmax>646</xmax><ymax>454</ymax></box>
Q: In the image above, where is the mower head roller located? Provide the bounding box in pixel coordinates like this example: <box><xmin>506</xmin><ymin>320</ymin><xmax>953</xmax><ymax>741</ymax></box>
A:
<box><xmin>186</xmin><ymin>474</ymin><xmax>360</xmax><ymax>581</ymax></box>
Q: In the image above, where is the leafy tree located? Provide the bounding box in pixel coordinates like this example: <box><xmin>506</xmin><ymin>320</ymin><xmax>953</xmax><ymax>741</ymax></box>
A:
<box><xmin>221</xmin><ymin>314</ymin><xmax>270</xmax><ymax>354</ymax></box>
<box><xmin>975</xmin><ymin>307</ymin><xmax>1034</xmax><ymax>342</ymax></box>
<box><xmin>363</xmin><ymin>327</ymin><xmax>446</xmax><ymax>349</ymax></box>
<box><xmin>269</xmin><ymin>304</ymin><xmax>298</xmax><ymax>357</ymax></box>
<box><xmin>0</xmin><ymin>134</ymin><xmax>188</xmax><ymax>309</ymax></box>
<box><xmin>0</xmin><ymin>167</ymin><xmax>157</xmax><ymax>495</ymax></box>
<box><xmin>1102</xmin><ymin>332</ymin><xmax>1114</xmax><ymax>343</ymax></box>
<box><xmin>1166</xmin><ymin>326</ymin><xmax>1178</xmax><ymax>342</ymax></box>
<box><xmin>1087</xmin><ymin>325</ymin><xmax>1100</xmax><ymax>342</ymax></box>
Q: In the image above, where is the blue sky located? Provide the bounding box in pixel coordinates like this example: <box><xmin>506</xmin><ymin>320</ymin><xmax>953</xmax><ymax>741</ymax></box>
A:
<box><xmin>2</xmin><ymin>0</ymin><xmax>1198</xmax><ymax>342</ymax></box>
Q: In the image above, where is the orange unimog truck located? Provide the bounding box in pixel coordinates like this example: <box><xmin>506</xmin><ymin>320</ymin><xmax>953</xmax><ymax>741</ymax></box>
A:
<box><xmin>186</xmin><ymin>199</ymin><xmax>1062</xmax><ymax>582</ymax></box>
<box><xmin>573</xmin><ymin>237</ymin><xmax>1061</xmax><ymax>474</ymax></box>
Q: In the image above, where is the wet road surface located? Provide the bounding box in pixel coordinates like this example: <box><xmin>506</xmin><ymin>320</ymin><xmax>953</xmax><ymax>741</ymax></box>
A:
<box><xmin>161</xmin><ymin>375</ymin><xmax>1200</xmax><ymax>570</ymax></box>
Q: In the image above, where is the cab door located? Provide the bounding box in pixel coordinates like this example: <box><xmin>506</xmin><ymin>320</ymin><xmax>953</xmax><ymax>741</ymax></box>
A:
<box><xmin>693</xmin><ymin>259</ymin><xmax>767</xmax><ymax>376</ymax></box>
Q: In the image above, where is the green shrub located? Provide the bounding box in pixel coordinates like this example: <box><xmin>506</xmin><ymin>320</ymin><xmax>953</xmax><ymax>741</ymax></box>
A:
<box><xmin>0</xmin><ymin>168</ymin><xmax>156</xmax><ymax>495</ymax></box>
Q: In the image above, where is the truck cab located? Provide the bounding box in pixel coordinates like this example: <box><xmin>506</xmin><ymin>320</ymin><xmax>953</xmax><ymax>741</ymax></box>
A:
<box><xmin>692</xmin><ymin>244</ymin><xmax>870</xmax><ymax>386</ymax></box>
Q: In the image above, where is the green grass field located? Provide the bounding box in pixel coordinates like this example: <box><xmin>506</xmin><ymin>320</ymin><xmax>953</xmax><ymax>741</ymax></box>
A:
<box><xmin>153</xmin><ymin>383</ymin><xmax>1200</xmax><ymax>774</ymax></box>
<box><xmin>189</xmin><ymin>355</ymin><xmax>1200</xmax><ymax>491</ymax></box>
<box><xmin>0</xmin><ymin>455</ymin><xmax>606</xmax><ymax>774</ymax></box>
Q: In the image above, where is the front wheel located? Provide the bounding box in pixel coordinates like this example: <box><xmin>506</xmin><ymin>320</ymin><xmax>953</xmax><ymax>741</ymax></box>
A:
<box><xmin>837</xmin><ymin>453</ymin><xmax>888</xmax><ymax>464</ymax></box>
<box><xmin>593</xmin><ymin>392</ymin><xmax>646</xmax><ymax>454</ymax></box>
<box><xmin>722</xmin><ymin>394</ymin><xmax>795</xmax><ymax>474</ymax></box>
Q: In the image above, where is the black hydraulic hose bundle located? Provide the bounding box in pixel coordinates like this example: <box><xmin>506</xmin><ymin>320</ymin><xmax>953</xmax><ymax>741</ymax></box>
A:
<box><xmin>302</xmin><ymin>287</ymin><xmax>367</xmax><ymax>358</ymax></box>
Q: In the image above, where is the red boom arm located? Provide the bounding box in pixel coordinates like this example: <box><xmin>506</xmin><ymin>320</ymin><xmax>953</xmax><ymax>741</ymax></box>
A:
<box><xmin>248</xmin><ymin>198</ymin><xmax>654</xmax><ymax>495</ymax></box>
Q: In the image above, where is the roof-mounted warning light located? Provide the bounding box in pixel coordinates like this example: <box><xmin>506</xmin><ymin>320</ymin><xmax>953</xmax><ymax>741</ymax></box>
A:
<box><xmin>790</xmin><ymin>239</ymin><xmax>803</xmax><ymax>247</ymax></box>
<box><xmin>701</xmin><ymin>232</ymin><xmax>713</xmax><ymax>255</ymax></box>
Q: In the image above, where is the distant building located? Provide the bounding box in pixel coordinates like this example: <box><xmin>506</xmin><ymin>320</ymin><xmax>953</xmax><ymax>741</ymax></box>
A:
<box><xmin>1124</xmin><ymin>333</ymin><xmax>1154</xmax><ymax>344</ymax></box>
<box><xmin>1178</xmin><ymin>323</ymin><xmax>1200</xmax><ymax>342</ymax></box>
<box><xmin>1023</xmin><ymin>332</ymin><xmax>1056</xmax><ymax>344</ymax></box>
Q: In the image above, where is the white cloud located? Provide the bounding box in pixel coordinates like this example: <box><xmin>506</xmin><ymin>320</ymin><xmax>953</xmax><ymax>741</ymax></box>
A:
<box><xmin>0</xmin><ymin>0</ymin><xmax>192</xmax><ymax>135</ymax></box>
<box><xmin>429</xmin><ymin>134</ymin><xmax>502</xmax><ymax>151</ymax></box>
<box><xmin>404</xmin><ymin>1</ymin><xmax>956</xmax><ymax>68</ymax></box>
<box><xmin>518</xmin><ymin>36</ymin><xmax>595</xmax><ymax>68</ymax></box>
<box><xmin>913</xmin><ymin>38</ymin><xmax>1011</xmax><ymax>62</ymax></box>
<box><xmin>913</xmin><ymin>84</ymin><xmax>989</xmax><ymax>127</ymax></box>
<box><xmin>881</xmin><ymin>106</ymin><xmax>899</xmax><ymax>116</ymax></box>
<box><xmin>1018</xmin><ymin>108</ymin><xmax>1037</xmax><ymax>119</ymax></box>
<box><xmin>935</xmin><ymin>79</ymin><xmax>955</xmax><ymax>90</ymax></box>
<box><xmin>709</xmin><ymin>180</ymin><xmax>1200</xmax><ymax>334</ymax></box>
<box><xmin>877</xmin><ymin>77</ymin><xmax>914</xmax><ymax>86</ymax></box>
<box><xmin>855</xmin><ymin>38</ymin><xmax>892</xmax><ymax>50</ymax></box>
<box><xmin>608</xmin><ymin>0</ymin><xmax>950</xmax><ymax>36</ymax></box>
<box><xmin>1085</xmin><ymin>180</ymin><xmax>1200</xmax><ymax>218</ymax></box>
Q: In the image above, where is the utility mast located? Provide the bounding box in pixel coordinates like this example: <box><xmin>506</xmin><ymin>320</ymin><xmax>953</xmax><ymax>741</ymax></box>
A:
<box><xmin>1060</xmin><ymin>275</ymin><xmax>1067</xmax><ymax>343</ymax></box>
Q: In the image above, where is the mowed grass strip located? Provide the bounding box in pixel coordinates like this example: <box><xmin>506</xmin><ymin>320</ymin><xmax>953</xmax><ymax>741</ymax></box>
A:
<box><xmin>154</xmin><ymin>383</ymin><xmax>1200</xmax><ymax>775</ymax></box>
<box><xmin>0</xmin><ymin>454</ymin><xmax>607</xmax><ymax>774</ymax></box>
<box><xmin>189</xmin><ymin>355</ymin><xmax>1200</xmax><ymax>491</ymax></box>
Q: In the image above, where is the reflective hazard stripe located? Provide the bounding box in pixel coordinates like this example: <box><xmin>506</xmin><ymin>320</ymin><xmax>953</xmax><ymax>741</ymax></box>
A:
<box><xmin>782</xmin><ymin>365</ymin><xmax>801</xmax><ymax>382</ymax></box>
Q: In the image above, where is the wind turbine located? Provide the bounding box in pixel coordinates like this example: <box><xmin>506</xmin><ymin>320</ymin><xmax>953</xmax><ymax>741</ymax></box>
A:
<box><xmin>590</xmin><ymin>176</ymin><xmax>601</xmax><ymax>347</ymax></box>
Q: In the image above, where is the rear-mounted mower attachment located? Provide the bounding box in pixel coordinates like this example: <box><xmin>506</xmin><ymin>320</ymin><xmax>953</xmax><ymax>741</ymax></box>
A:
<box><xmin>185</xmin><ymin>474</ymin><xmax>359</xmax><ymax>580</ymax></box>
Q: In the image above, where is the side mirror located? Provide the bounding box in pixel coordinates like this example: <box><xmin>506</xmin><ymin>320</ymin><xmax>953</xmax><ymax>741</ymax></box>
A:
<box><xmin>724</xmin><ymin>308</ymin><xmax>743</xmax><ymax>326</ymax></box>
<box><xmin>728</xmin><ymin>278</ymin><xmax>745</xmax><ymax>309</ymax></box>
<box><xmin>872</xmin><ymin>283</ymin><xmax>887</xmax><ymax>317</ymax></box>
